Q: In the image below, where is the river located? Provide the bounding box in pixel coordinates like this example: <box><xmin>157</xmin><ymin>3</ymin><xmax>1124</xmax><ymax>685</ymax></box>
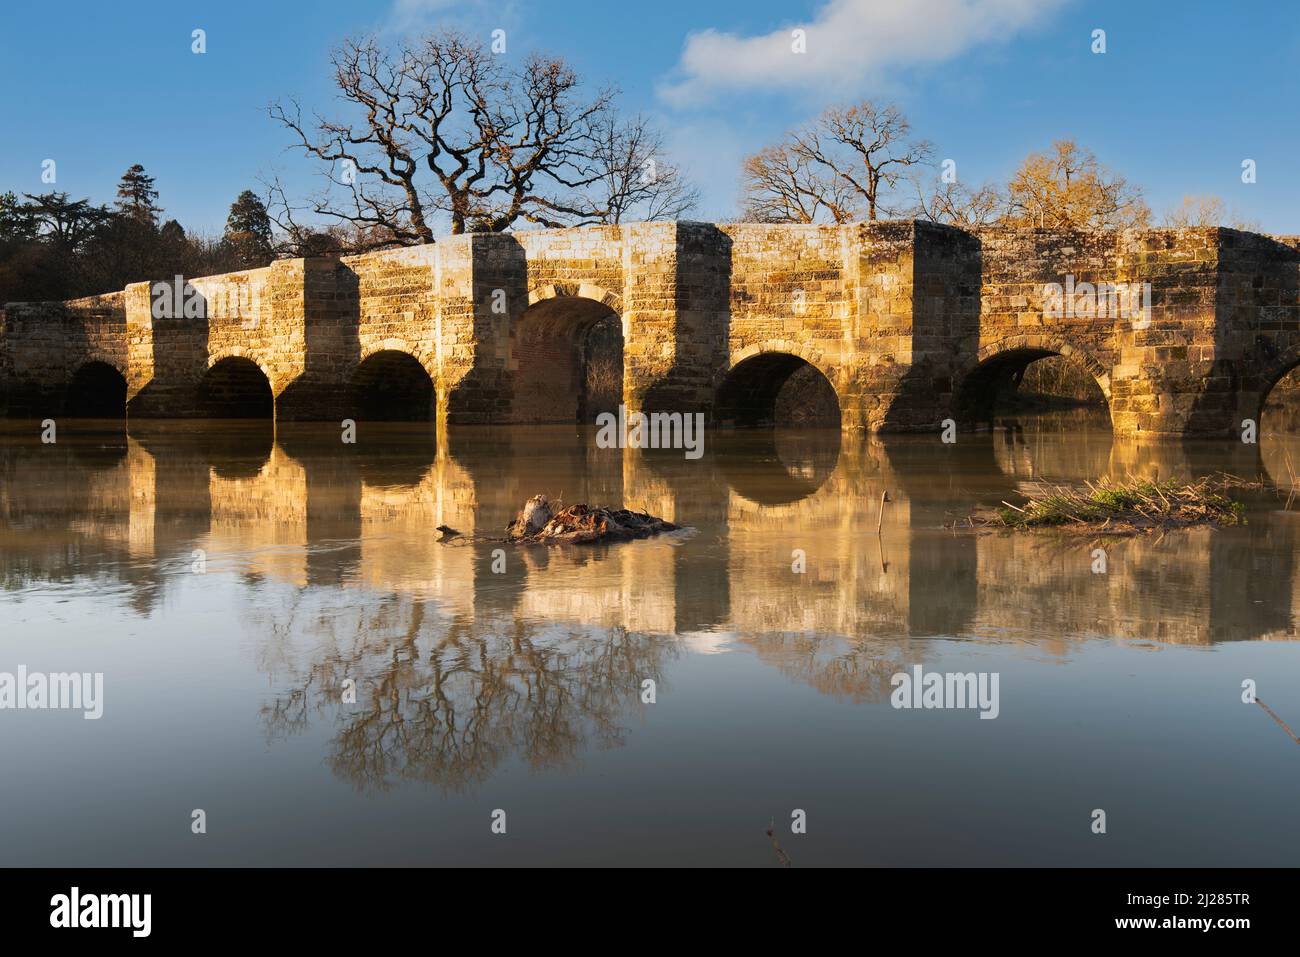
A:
<box><xmin>2</xmin><ymin>411</ymin><xmax>1299</xmax><ymax>865</ymax></box>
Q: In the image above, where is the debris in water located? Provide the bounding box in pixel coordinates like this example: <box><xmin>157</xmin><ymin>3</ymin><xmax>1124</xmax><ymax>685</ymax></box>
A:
<box><xmin>505</xmin><ymin>495</ymin><xmax>678</xmax><ymax>545</ymax></box>
<box><xmin>955</xmin><ymin>477</ymin><xmax>1247</xmax><ymax>535</ymax></box>
<box><xmin>765</xmin><ymin>818</ymin><xmax>793</xmax><ymax>868</ymax></box>
<box><xmin>1255</xmin><ymin>697</ymin><xmax>1300</xmax><ymax>747</ymax></box>
<box><xmin>512</xmin><ymin>495</ymin><xmax>553</xmax><ymax>537</ymax></box>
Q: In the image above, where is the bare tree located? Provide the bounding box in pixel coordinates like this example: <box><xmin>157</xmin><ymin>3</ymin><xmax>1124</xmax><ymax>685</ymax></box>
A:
<box><xmin>738</xmin><ymin>143</ymin><xmax>858</xmax><ymax>224</ymax></box>
<box><xmin>261</xmin><ymin>178</ymin><xmax>385</xmax><ymax>257</ymax></box>
<box><xmin>269</xmin><ymin>31</ymin><xmax>687</xmax><ymax>247</ymax></box>
<box><xmin>1162</xmin><ymin>193</ymin><xmax>1260</xmax><ymax>232</ymax></box>
<box><xmin>584</xmin><ymin>113</ymin><xmax>699</xmax><ymax>224</ymax></box>
<box><xmin>741</xmin><ymin>101</ymin><xmax>932</xmax><ymax>223</ymax></box>
<box><xmin>912</xmin><ymin>176</ymin><xmax>1005</xmax><ymax>229</ymax></box>
<box><xmin>802</xmin><ymin>103</ymin><xmax>933</xmax><ymax>220</ymax></box>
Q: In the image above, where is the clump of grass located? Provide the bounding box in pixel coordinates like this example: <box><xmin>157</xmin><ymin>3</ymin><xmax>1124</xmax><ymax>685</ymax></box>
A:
<box><xmin>991</xmin><ymin>477</ymin><xmax>1246</xmax><ymax>532</ymax></box>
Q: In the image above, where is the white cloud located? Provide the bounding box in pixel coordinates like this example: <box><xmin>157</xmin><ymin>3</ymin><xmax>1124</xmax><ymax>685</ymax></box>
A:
<box><xmin>658</xmin><ymin>0</ymin><xmax>1067</xmax><ymax>106</ymax></box>
<box><xmin>386</xmin><ymin>0</ymin><xmax>514</xmax><ymax>34</ymax></box>
<box><xmin>389</xmin><ymin>0</ymin><xmax>459</xmax><ymax>25</ymax></box>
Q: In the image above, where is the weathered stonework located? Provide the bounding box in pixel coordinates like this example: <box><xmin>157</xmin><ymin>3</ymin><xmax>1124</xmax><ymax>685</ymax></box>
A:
<box><xmin>3</xmin><ymin>221</ymin><xmax>1300</xmax><ymax>436</ymax></box>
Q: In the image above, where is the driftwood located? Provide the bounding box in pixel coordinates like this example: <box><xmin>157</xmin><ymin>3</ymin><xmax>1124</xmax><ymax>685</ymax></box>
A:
<box><xmin>765</xmin><ymin>819</ymin><xmax>793</xmax><ymax>868</ymax></box>
<box><xmin>505</xmin><ymin>495</ymin><xmax>678</xmax><ymax>546</ymax></box>
<box><xmin>1255</xmin><ymin>698</ymin><xmax>1300</xmax><ymax>747</ymax></box>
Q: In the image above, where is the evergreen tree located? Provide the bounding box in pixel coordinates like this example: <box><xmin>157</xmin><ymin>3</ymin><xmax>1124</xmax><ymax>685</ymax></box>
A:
<box><xmin>114</xmin><ymin>164</ymin><xmax>162</xmax><ymax>227</ymax></box>
<box><xmin>222</xmin><ymin>190</ymin><xmax>274</xmax><ymax>267</ymax></box>
<box><xmin>159</xmin><ymin>219</ymin><xmax>186</xmax><ymax>245</ymax></box>
<box><xmin>0</xmin><ymin>191</ymin><xmax>38</xmax><ymax>243</ymax></box>
<box><xmin>21</xmin><ymin>192</ymin><xmax>110</xmax><ymax>249</ymax></box>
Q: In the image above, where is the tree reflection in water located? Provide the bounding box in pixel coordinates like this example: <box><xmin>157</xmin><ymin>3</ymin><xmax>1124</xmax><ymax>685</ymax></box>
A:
<box><xmin>250</xmin><ymin>588</ymin><xmax>677</xmax><ymax>792</ymax></box>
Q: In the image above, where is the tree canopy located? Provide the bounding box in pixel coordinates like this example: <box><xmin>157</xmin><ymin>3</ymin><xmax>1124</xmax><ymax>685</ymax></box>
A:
<box><xmin>0</xmin><ymin>169</ymin><xmax>276</xmax><ymax>304</ymax></box>
<box><xmin>267</xmin><ymin>30</ymin><xmax>697</xmax><ymax>248</ymax></box>
<box><xmin>741</xmin><ymin>103</ymin><xmax>1160</xmax><ymax>232</ymax></box>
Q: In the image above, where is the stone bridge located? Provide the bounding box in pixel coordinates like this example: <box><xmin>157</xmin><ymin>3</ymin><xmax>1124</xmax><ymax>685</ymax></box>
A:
<box><xmin>3</xmin><ymin>221</ymin><xmax>1300</xmax><ymax>436</ymax></box>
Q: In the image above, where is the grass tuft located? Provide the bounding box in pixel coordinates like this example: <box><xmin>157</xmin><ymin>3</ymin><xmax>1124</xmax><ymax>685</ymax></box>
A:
<box><xmin>987</xmin><ymin>477</ymin><xmax>1247</xmax><ymax>532</ymax></box>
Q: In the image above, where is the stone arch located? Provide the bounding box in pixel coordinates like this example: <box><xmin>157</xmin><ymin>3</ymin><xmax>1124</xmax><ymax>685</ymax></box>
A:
<box><xmin>348</xmin><ymin>347</ymin><xmax>436</xmax><ymax>421</ymax></box>
<box><xmin>714</xmin><ymin>342</ymin><xmax>842</xmax><ymax>427</ymax></box>
<box><xmin>76</xmin><ymin>352</ymin><xmax>128</xmax><ymax>378</ymax></box>
<box><xmin>205</xmin><ymin>348</ymin><xmax>281</xmax><ymax>389</ymax></box>
<box><xmin>357</xmin><ymin>338</ymin><xmax>436</xmax><ymax>375</ymax></box>
<box><xmin>725</xmin><ymin>340</ymin><xmax>838</xmax><ymax>381</ymax></box>
<box><xmin>198</xmin><ymin>355</ymin><xmax>275</xmax><ymax>418</ymax></box>
<box><xmin>1251</xmin><ymin>343</ymin><xmax>1300</xmax><ymax>431</ymax></box>
<box><xmin>508</xmin><ymin>285</ymin><xmax>624</xmax><ymax>423</ymax></box>
<box><xmin>527</xmin><ymin>282</ymin><xmax>623</xmax><ymax>315</ymax></box>
<box><xmin>953</xmin><ymin>334</ymin><xmax>1112</xmax><ymax>426</ymax></box>
<box><xmin>65</xmin><ymin>359</ymin><xmax>128</xmax><ymax>418</ymax></box>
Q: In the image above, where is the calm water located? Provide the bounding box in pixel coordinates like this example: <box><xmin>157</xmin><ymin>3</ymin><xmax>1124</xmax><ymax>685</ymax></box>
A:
<box><xmin>2</xmin><ymin>413</ymin><xmax>1300</xmax><ymax>866</ymax></box>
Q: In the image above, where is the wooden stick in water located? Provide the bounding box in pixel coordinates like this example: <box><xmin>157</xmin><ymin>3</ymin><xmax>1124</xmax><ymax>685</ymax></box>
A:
<box><xmin>1256</xmin><ymin>698</ymin><xmax>1300</xmax><ymax>746</ymax></box>
<box><xmin>765</xmin><ymin>818</ymin><xmax>793</xmax><ymax>868</ymax></box>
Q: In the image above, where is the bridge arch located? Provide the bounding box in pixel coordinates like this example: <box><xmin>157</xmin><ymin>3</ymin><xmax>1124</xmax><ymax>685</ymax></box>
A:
<box><xmin>953</xmin><ymin>334</ymin><xmax>1112</xmax><ymax>427</ymax></box>
<box><xmin>1253</xmin><ymin>344</ymin><xmax>1300</xmax><ymax>434</ymax></box>
<box><xmin>198</xmin><ymin>355</ymin><xmax>274</xmax><ymax>418</ymax></box>
<box><xmin>508</xmin><ymin>284</ymin><xmax>624</xmax><ymax>423</ymax></box>
<box><xmin>527</xmin><ymin>282</ymin><xmax>623</xmax><ymax>314</ymax></box>
<box><xmin>714</xmin><ymin>343</ymin><xmax>841</xmax><ymax>428</ymax></box>
<box><xmin>66</xmin><ymin>359</ymin><xmax>128</xmax><ymax>418</ymax></box>
<box><xmin>349</xmin><ymin>347</ymin><xmax>435</xmax><ymax>421</ymax></box>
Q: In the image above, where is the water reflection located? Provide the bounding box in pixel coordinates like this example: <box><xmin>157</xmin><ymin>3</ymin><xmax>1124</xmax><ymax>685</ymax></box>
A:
<box><xmin>250</xmin><ymin>590</ymin><xmax>676</xmax><ymax>792</ymax></box>
<box><xmin>3</xmin><ymin>413</ymin><xmax>1300</xmax><ymax>794</ymax></box>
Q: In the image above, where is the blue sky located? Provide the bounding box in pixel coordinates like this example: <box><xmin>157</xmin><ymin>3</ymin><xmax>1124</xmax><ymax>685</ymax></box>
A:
<box><xmin>2</xmin><ymin>0</ymin><xmax>1298</xmax><ymax>233</ymax></box>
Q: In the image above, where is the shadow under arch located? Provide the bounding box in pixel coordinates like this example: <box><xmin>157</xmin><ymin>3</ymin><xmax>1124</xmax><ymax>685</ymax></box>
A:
<box><xmin>714</xmin><ymin>427</ymin><xmax>841</xmax><ymax>506</ymax></box>
<box><xmin>348</xmin><ymin>349</ymin><xmax>435</xmax><ymax>422</ymax></box>
<box><xmin>714</xmin><ymin>349</ymin><xmax>841</xmax><ymax>428</ymax></box>
<box><xmin>953</xmin><ymin>336</ymin><xmax>1112</xmax><ymax>431</ymax></box>
<box><xmin>1254</xmin><ymin>345</ymin><xmax>1300</xmax><ymax>432</ymax></box>
<box><xmin>509</xmin><ymin>288</ymin><xmax>623</xmax><ymax>424</ymax></box>
<box><xmin>65</xmin><ymin>360</ymin><xmax>128</xmax><ymax>419</ymax></box>
<box><xmin>1251</xmin><ymin>349</ymin><xmax>1300</xmax><ymax>486</ymax></box>
<box><xmin>198</xmin><ymin>356</ymin><xmax>274</xmax><ymax>419</ymax></box>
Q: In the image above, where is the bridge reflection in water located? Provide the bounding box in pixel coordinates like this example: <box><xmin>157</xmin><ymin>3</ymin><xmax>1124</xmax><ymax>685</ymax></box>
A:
<box><xmin>2</xmin><ymin>416</ymin><xmax>1299</xmax><ymax>793</ymax></box>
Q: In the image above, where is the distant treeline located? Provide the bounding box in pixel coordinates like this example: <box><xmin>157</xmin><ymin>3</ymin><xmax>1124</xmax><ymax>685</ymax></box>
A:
<box><xmin>0</xmin><ymin>165</ymin><xmax>277</xmax><ymax>304</ymax></box>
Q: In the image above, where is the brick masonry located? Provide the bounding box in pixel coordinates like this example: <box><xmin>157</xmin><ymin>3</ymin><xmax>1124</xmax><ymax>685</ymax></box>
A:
<box><xmin>3</xmin><ymin>221</ymin><xmax>1300</xmax><ymax>436</ymax></box>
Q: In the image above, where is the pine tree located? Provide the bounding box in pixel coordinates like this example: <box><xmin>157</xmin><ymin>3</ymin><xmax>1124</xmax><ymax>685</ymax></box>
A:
<box><xmin>222</xmin><ymin>190</ymin><xmax>274</xmax><ymax>267</ymax></box>
<box><xmin>114</xmin><ymin>164</ymin><xmax>162</xmax><ymax>227</ymax></box>
<box><xmin>0</xmin><ymin>191</ymin><xmax>38</xmax><ymax>243</ymax></box>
